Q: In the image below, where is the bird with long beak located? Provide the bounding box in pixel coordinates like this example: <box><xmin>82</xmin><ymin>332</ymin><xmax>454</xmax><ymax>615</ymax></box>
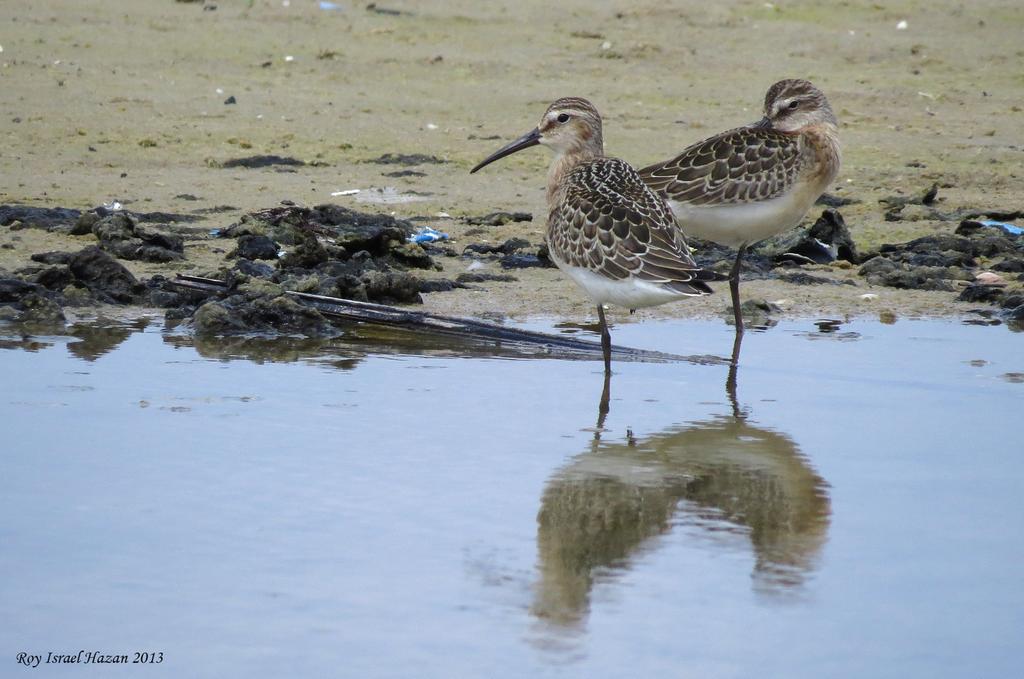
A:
<box><xmin>471</xmin><ymin>97</ymin><xmax>715</xmax><ymax>374</ymax></box>
<box><xmin>638</xmin><ymin>79</ymin><xmax>841</xmax><ymax>335</ymax></box>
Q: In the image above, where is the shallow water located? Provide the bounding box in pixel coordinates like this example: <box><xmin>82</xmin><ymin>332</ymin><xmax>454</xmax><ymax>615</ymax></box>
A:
<box><xmin>1</xmin><ymin>317</ymin><xmax>1021</xmax><ymax>678</ymax></box>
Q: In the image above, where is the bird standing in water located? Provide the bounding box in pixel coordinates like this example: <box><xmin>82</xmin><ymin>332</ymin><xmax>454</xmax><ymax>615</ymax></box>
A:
<box><xmin>471</xmin><ymin>97</ymin><xmax>715</xmax><ymax>373</ymax></box>
<box><xmin>638</xmin><ymin>79</ymin><xmax>841</xmax><ymax>335</ymax></box>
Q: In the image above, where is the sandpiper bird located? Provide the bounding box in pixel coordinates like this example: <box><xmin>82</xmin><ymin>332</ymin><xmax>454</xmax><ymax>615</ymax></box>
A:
<box><xmin>470</xmin><ymin>97</ymin><xmax>714</xmax><ymax>373</ymax></box>
<box><xmin>638</xmin><ymin>79</ymin><xmax>841</xmax><ymax>335</ymax></box>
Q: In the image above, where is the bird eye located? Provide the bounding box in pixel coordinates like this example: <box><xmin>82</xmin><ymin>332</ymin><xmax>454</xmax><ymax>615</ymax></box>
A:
<box><xmin>556</xmin><ymin>113</ymin><xmax>570</xmax><ymax>123</ymax></box>
<box><xmin>787</xmin><ymin>100</ymin><xmax>800</xmax><ymax>110</ymax></box>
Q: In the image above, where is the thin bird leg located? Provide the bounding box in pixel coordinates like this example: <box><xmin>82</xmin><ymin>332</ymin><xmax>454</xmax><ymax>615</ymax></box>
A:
<box><xmin>730</xmin><ymin>244</ymin><xmax>747</xmax><ymax>336</ymax></box>
<box><xmin>594</xmin><ymin>370</ymin><xmax>611</xmax><ymax>439</ymax></box>
<box><xmin>596</xmin><ymin>304</ymin><xmax>612</xmax><ymax>374</ymax></box>
<box><xmin>726</xmin><ymin>329</ymin><xmax>743</xmax><ymax>420</ymax></box>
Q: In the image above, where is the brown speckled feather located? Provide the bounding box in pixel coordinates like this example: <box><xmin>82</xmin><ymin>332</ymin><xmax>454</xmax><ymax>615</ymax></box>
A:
<box><xmin>638</xmin><ymin>127</ymin><xmax>806</xmax><ymax>206</ymax></box>
<box><xmin>549</xmin><ymin>157</ymin><xmax>713</xmax><ymax>295</ymax></box>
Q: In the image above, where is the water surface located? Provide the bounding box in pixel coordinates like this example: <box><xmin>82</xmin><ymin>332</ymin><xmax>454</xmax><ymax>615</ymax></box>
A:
<box><xmin>1</xmin><ymin>317</ymin><xmax>1021</xmax><ymax>678</ymax></box>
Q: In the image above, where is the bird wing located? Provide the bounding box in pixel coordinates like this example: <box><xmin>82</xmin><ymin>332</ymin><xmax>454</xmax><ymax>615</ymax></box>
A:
<box><xmin>549</xmin><ymin>157</ymin><xmax>713</xmax><ymax>294</ymax></box>
<box><xmin>637</xmin><ymin>127</ymin><xmax>805</xmax><ymax>206</ymax></box>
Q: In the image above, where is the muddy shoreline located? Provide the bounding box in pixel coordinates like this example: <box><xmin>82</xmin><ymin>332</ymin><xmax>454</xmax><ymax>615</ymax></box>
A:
<box><xmin>2</xmin><ymin>0</ymin><xmax>1023</xmax><ymax>332</ymax></box>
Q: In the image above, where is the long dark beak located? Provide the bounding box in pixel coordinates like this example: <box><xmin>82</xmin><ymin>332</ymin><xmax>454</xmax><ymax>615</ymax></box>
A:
<box><xmin>470</xmin><ymin>127</ymin><xmax>541</xmax><ymax>174</ymax></box>
<box><xmin>753</xmin><ymin>116</ymin><xmax>772</xmax><ymax>129</ymax></box>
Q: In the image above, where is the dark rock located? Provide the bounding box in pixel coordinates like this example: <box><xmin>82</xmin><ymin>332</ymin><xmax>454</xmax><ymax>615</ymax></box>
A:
<box><xmin>30</xmin><ymin>251</ymin><xmax>74</xmax><ymax>265</ymax></box>
<box><xmin>348</xmin><ymin>251</ymin><xmax>377</xmax><ymax>267</ymax></box>
<box><xmin>536</xmin><ymin>242</ymin><xmax>555</xmax><ymax>266</ymax></box>
<box><xmin>221</xmin><ymin>155</ymin><xmax>305</xmax><ymax>169</ymax></box>
<box><xmin>958</xmin><ymin>284</ymin><xmax>1006</xmax><ymax>304</ymax></box>
<box><xmin>87</xmin><ymin>213</ymin><xmax>184</xmax><ymax>263</ymax></box>
<box><xmin>982</xmin><ymin>210</ymin><xmax>1024</xmax><ymax>222</ymax></box>
<box><xmin>93</xmin><ymin>212</ymin><xmax>136</xmax><ymax>242</ymax></box>
<box><xmin>132</xmin><ymin>210</ymin><xmax>201</xmax><ymax>224</ymax></box>
<box><xmin>165</xmin><ymin>305</ymin><xmax>197</xmax><ymax>321</ymax></box>
<box><xmin>234</xmin><ymin>258</ymin><xmax>276</xmax><ymax>278</ymax></box>
<box><xmin>316</xmin><ymin>205</ymin><xmax>433</xmax><ymax>267</ymax></box>
<box><xmin>1004</xmin><ymin>304</ymin><xmax>1024</xmax><ymax>322</ymax></box>
<box><xmin>366</xmin><ymin>3</ymin><xmax>407</xmax><ymax>15</ymax></box>
<box><xmin>192</xmin><ymin>205</ymin><xmax>238</xmax><ymax>215</ymax></box>
<box><xmin>324</xmin><ymin>244</ymin><xmax>350</xmax><ymax>260</ymax></box>
<box><xmin>191</xmin><ymin>293</ymin><xmax>334</xmax><ymax>336</ymax></box>
<box><xmin>0</xmin><ymin>205</ymin><xmax>81</xmax><ymax>229</ymax></box>
<box><xmin>956</xmin><ymin>220</ymin><xmax>990</xmax><ymax>236</ymax></box>
<box><xmin>365</xmin><ymin>153</ymin><xmax>446</xmax><ymax>165</ymax></box>
<box><xmin>105</xmin><ymin>242</ymin><xmax>183</xmax><ymax>263</ymax></box>
<box><xmin>68</xmin><ymin>246</ymin><xmax>141</xmax><ymax>303</ymax></box>
<box><xmin>878</xmin><ymin>234</ymin><xmax>977</xmax><ymax>268</ymax></box>
<box><xmin>778</xmin><ymin>272</ymin><xmax>837</xmax><ymax>285</ymax></box>
<box><xmin>463</xmin><ymin>238</ymin><xmax>531</xmax><ymax>257</ymax></box>
<box><xmin>70</xmin><ymin>211</ymin><xmax>101</xmax><ymax>235</ymax></box>
<box><xmin>318</xmin><ymin>257</ymin><xmax>374</xmax><ymax>278</ymax></box>
<box><xmin>424</xmin><ymin>243</ymin><xmax>458</xmax><ymax>257</ymax></box>
<box><xmin>0</xmin><ymin>278</ymin><xmax>45</xmax><ymax>303</ymax></box>
<box><xmin>60</xmin><ymin>284</ymin><xmax>93</xmax><ymax>307</ymax></box>
<box><xmin>133</xmin><ymin>223</ymin><xmax>184</xmax><ymax>251</ymax></box>
<box><xmin>247</xmin><ymin>203</ymin><xmax>412</xmax><ymax>253</ymax></box>
<box><xmin>857</xmin><ymin>257</ymin><xmax>896</xmax><ymax>277</ymax></box>
<box><xmin>360</xmin><ymin>270</ymin><xmax>423</xmax><ymax>304</ymax></box>
<box><xmin>688</xmin><ymin>238</ymin><xmax>769</xmax><ymax>276</ymax></box>
<box><xmin>230</xmin><ymin>234</ymin><xmax>280</xmax><ymax>260</ymax></box>
<box><xmin>972</xmin><ymin>236</ymin><xmax>1022</xmax><ymax>258</ymax></box>
<box><xmin>333</xmin><ymin>275</ymin><xmax>369</xmax><ymax>302</ymax></box>
<box><xmin>1000</xmin><ymin>294</ymin><xmax>1024</xmax><ymax>310</ymax></box>
<box><xmin>762</xmin><ymin>209</ymin><xmax>858</xmax><ymax>266</ymax></box>
<box><xmin>279</xmin><ymin>230</ymin><xmax>328</xmax><ymax>269</ymax></box>
<box><xmin>1</xmin><ymin>292</ymin><xmax>66</xmax><ymax>326</ymax></box>
<box><xmin>224</xmin><ymin>95</ymin><xmax>236</xmax><ymax>105</ymax></box>
<box><xmin>463</xmin><ymin>211</ymin><xmax>533</xmax><ymax>226</ymax></box>
<box><xmin>463</xmin><ymin>243</ymin><xmax>499</xmax><ymax>256</ymax></box>
<box><xmin>879</xmin><ymin>183</ymin><xmax>940</xmax><ymax>212</ymax></box>
<box><xmin>382</xmin><ymin>170</ymin><xmax>427</xmax><ymax>178</ymax></box>
<box><xmin>419</xmin><ymin>279</ymin><xmax>466</xmax><ymax>293</ymax></box>
<box><xmin>500</xmin><ymin>254</ymin><xmax>555</xmax><ymax>269</ymax></box>
<box><xmin>148</xmin><ymin>289</ymin><xmax>183</xmax><ymax>308</ymax></box>
<box><xmin>921</xmin><ymin>183</ymin><xmax>939</xmax><ymax>205</ymax></box>
<box><xmin>455</xmin><ymin>272</ymin><xmax>518</xmax><ymax>283</ymax></box>
<box><xmin>815</xmin><ymin>193</ymin><xmax>859</xmax><ymax>208</ymax></box>
<box><xmin>807</xmin><ymin>209</ymin><xmax>859</xmax><ymax>263</ymax></box>
<box><xmin>987</xmin><ymin>257</ymin><xmax>1023</xmax><ymax>273</ymax></box>
<box><xmin>858</xmin><ymin>257</ymin><xmax>966</xmax><ymax>291</ymax></box>
<box><xmin>389</xmin><ymin>242</ymin><xmax>436</xmax><ymax>269</ymax></box>
<box><xmin>499</xmin><ymin>237</ymin><xmax>531</xmax><ymax>254</ymax></box>
<box><xmin>32</xmin><ymin>266</ymin><xmax>74</xmax><ymax>291</ymax></box>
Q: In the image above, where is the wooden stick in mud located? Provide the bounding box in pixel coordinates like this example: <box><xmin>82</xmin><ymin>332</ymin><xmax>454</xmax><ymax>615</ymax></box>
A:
<box><xmin>167</xmin><ymin>275</ymin><xmax>728</xmax><ymax>367</ymax></box>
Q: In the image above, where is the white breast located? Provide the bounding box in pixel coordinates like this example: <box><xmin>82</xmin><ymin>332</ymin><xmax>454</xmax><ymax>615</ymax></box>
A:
<box><xmin>668</xmin><ymin>181</ymin><xmax>821</xmax><ymax>249</ymax></box>
<box><xmin>553</xmin><ymin>258</ymin><xmax>698</xmax><ymax>309</ymax></box>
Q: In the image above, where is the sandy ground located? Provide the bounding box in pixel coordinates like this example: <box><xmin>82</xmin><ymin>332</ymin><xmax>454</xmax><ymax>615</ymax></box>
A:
<box><xmin>1</xmin><ymin>0</ymin><xmax>1022</xmax><ymax>325</ymax></box>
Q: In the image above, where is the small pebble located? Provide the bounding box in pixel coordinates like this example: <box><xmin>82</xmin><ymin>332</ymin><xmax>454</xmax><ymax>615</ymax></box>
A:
<box><xmin>975</xmin><ymin>271</ymin><xmax>1007</xmax><ymax>286</ymax></box>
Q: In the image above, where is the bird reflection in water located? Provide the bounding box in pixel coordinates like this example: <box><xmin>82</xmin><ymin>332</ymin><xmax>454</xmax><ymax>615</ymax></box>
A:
<box><xmin>532</xmin><ymin>333</ymin><xmax>830</xmax><ymax>629</ymax></box>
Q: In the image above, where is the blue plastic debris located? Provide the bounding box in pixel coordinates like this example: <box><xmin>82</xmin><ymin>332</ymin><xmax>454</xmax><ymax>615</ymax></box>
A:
<box><xmin>980</xmin><ymin>220</ymin><xmax>1023</xmax><ymax>236</ymax></box>
<box><xmin>319</xmin><ymin>1</ymin><xmax>342</xmax><ymax>9</ymax></box>
<box><xmin>209</xmin><ymin>228</ymin><xmax>223</xmax><ymax>237</ymax></box>
<box><xmin>409</xmin><ymin>227</ymin><xmax>449</xmax><ymax>244</ymax></box>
